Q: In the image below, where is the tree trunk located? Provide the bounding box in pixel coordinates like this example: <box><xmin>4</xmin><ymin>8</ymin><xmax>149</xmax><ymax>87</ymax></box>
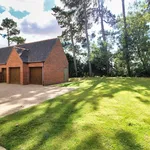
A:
<box><xmin>122</xmin><ymin>0</ymin><xmax>131</xmax><ymax>76</ymax></box>
<box><xmin>98</xmin><ymin>0</ymin><xmax>106</xmax><ymax>41</ymax></box>
<box><xmin>98</xmin><ymin>0</ymin><xmax>109</xmax><ymax>75</ymax></box>
<box><xmin>84</xmin><ymin>1</ymin><xmax>92</xmax><ymax>76</ymax></box>
<box><xmin>70</xmin><ymin>25</ymin><xmax>78</xmax><ymax>76</ymax></box>
<box><xmin>7</xmin><ymin>28</ymin><xmax>10</xmax><ymax>46</ymax></box>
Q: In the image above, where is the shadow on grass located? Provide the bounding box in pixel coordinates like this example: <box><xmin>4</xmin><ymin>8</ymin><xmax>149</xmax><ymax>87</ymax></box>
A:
<box><xmin>136</xmin><ymin>96</ymin><xmax>150</xmax><ymax>105</ymax></box>
<box><xmin>116</xmin><ymin>130</ymin><xmax>143</xmax><ymax>150</ymax></box>
<box><xmin>0</xmin><ymin>80</ymin><xmax>100</xmax><ymax>149</ymax></box>
<box><xmin>75</xmin><ymin>133</ymin><xmax>104</xmax><ymax>150</ymax></box>
<box><xmin>0</xmin><ymin>77</ymin><xmax>150</xmax><ymax>149</ymax></box>
<box><xmin>63</xmin><ymin>77</ymin><xmax>150</xmax><ymax>99</ymax></box>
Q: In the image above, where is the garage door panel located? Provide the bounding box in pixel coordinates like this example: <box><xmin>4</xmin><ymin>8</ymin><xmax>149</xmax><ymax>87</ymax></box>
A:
<box><xmin>10</xmin><ymin>67</ymin><xmax>20</xmax><ymax>84</ymax></box>
<box><xmin>30</xmin><ymin>67</ymin><xmax>42</xmax><ymax>85</ymax></box>
<box><xmin>2</xmin><ymin>68</ymin><xmax>6</xmax><ymax>82</ymax></box>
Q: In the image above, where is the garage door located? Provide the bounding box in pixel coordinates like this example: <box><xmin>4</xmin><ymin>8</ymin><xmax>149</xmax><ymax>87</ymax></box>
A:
<box><xmin>30</xmin><ymin>67</ymin><xmax>42</xmax><ymax>85</ymax></box>
<box><xmin>10</xmin><ymin>67</ymin><xmax>20</xmax><ymax>84</ymax></box>
<box><xmin>2</xmin><ymin>68</ymin><xmax>6</xmax><ymax>82</ymax></box>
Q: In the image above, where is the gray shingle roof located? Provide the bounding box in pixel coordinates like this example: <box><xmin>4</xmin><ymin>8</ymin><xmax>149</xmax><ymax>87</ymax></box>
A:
<box><xmin>0</xmin><ymin>47</ymin><xmax>13</xmax><ymax>64</ymax></box>
<box><xmin>0</xmin><ymin>38</ymin><xmax>57</xmax><ymax>64</ymax></box>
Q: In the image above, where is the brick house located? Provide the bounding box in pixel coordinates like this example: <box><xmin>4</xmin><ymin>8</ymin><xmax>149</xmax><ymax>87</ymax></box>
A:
<box><xmin>0</xmin><ymin>38</ymin><xmax>69</xmax><ymax>85</ymax></box>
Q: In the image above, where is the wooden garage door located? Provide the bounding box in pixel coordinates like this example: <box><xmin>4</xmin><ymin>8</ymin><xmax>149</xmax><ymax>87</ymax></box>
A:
<box><xmin>30</xmin><ymin>67</ymin><xmax>42</xmax><ymax>85</ymax></box>
<box><xmin>10</xmin><ymin>67</ymin><xmax>20</xmax><ymax>84</ymax></box>
<box><xmin>2</xmin><ymin>68</ymin><xmax>6</xmax><ymax>82</ymax></box>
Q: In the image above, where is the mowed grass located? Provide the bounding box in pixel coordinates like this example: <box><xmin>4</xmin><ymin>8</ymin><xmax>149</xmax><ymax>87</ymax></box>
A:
<box><xmin>0</xmin><ymin>77</ymin><xmax>150</xmax><ymax>150</ymax></box>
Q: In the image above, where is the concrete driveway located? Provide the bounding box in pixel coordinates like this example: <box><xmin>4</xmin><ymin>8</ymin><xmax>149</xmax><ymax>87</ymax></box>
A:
<box><xmin>0</xmin><ymin>83</ymin><xmax>76</xmax><ymax>117</ymax></box>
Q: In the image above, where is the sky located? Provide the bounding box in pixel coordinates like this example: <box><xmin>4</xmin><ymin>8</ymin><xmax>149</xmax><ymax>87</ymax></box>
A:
<box><xmin>0</xmin><ymin>0</ymin><xmax>135</xmax><ymax>48</ymax></box>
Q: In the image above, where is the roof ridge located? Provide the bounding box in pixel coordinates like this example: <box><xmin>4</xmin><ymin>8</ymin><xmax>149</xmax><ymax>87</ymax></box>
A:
<box><xmin>0</xmin><ymin>38</ymin><xmax>58</xmax><ymax>49</ymax></box>
<box><xmin>17</xmin><ymin>38</ymin><xmax>58</xmax><ymax>46</ymax></box>
<box><xmin>0</xmin><ymin>45</ymin><xmax>13</xmax><ymax>49</ymax></box>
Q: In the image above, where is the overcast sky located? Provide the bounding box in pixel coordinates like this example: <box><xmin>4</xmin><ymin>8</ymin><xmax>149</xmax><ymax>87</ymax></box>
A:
<box><xmin>0</xmin><ymin>0</ymin><xmax>135</xmax><ymax>48</ymax></box>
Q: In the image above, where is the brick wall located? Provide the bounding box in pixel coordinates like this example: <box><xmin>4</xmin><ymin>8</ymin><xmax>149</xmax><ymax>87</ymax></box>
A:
<box><xmin>28</xmin><ymin>63</ymin><xmax>43</xmax><ymax>67</ymax></box>
<box><xmin>23</xmin><ymin>63</ymin><xmax>29</xmax><ymax>85</ymax></box>
<box><xmin>44</xmin><ymin>39</ymin><xmax>68</xmax><ymax>85</ymax></box>
<box><xmin>6</xmin><ymin>48</ymin><xmax>23</xmax><ymax>84</ymax></box>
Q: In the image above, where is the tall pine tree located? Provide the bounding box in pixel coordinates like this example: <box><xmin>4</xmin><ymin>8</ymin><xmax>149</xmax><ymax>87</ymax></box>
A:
<box><xmin>61</xmin><ymin>0</ymin><xmax>93</xmax><ymax>76</ymax></box>
<box><xmin>1</xmin><ymin>18</ymin><xmax>20</xmax><ymax>46</ymax></box>
<box><xmin>52</xmin><ymin>6</ymin><xmax>78</xmax><ymax>76</ymax></box>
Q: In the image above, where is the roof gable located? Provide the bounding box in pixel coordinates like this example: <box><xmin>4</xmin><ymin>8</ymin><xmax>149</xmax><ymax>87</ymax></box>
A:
<box><xmin>7</xmin><ymin>48</ymin><xmax>23</xmax><ymax>65</ymax></box>
<box><xmin>0</xmin><ymin>38</ymin><xmax>57</xmax><ymax>64</ymax></box>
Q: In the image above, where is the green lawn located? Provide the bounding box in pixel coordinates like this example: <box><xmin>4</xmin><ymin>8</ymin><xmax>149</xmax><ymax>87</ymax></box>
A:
<box><xmin>0</xmin><ymin>77</ymin><xmax>150</xmax><ymax>150</ymax></box>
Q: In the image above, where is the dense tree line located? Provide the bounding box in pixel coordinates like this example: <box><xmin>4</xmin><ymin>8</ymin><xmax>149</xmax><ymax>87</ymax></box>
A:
<box><xmin>53</xmin><ymin>0</ymin><xmax>149</xmax><ymax>77</ymax></box>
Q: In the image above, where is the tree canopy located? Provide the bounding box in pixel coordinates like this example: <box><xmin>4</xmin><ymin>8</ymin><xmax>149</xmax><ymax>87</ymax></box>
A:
<box><xmin>0</xmin><ymin>18</ymin><xmax>25</xmax><ymax>46</ymax></box>
<box><xmin>54</xmin><ymin>0</ymin><xmax>150</xmax><ymax>77</ymax></box>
